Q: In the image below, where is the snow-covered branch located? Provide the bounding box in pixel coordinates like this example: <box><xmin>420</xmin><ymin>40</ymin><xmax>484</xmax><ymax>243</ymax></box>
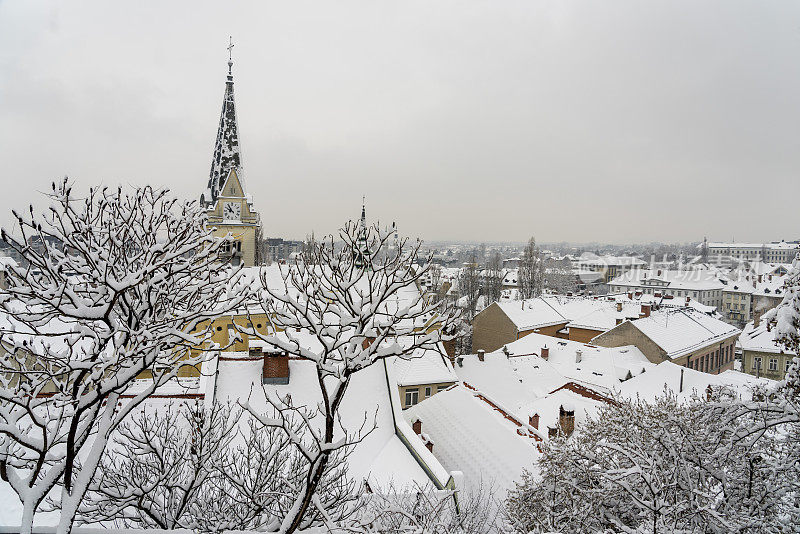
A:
<box><xmin>0</xmin><ymin>180</ymin><xmax>247</xmax><ymax>534</ymax></box>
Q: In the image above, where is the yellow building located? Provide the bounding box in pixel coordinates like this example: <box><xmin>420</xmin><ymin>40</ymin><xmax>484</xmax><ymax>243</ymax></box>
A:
<box><xmin>200</xmin><ymin>56</ymin><xmax>261</xmax><ymax>267</ymax></box>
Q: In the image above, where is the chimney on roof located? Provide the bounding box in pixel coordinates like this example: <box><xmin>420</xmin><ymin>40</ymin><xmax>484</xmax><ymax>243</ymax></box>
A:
<box><xmin>754</xmin><ymin>312</ymin><xmax>761</xmax><ymax>328</ymax></box>
<box><xmin>541</xmin><ymin>345</ymin><xmax>549</xmax><ymax>360</ymax></box>
<box><xmin>456</xmin><ymin>356</ymin><xmax>464</xmax><ymax>367</ymax></box>
<box><xmin>425</xmin><ymin>439</ymin><xmax>434</xmax><ymax>453</ymax></box>
<box><xmin>575</xmin><ymin>349</ymin><xmax>582</xmax><ymax>363</ymax></box>
<box><xmin>616</xmin><ymin>318</ymin><xmax>623</xmax><ymax>326</ymax></box>
<box><xmin>768</xmin><ymin>274</ymin><xmax>773</xmax><ymax>281</ymax></box>
<box><xmin>657</xmin><ymin>269</ymin><xmax>662</xmax><ymax>276</ymax></box>
<box><xmin>627</xmin><ymin>292</ymin><xmax>633</xmax><ymax>300</ymax></box>
<box><xmin>685</xmin><ymin>296</ymin><xmax>691</xmax><ymax>305</ymax></box>
<box><xmin>529</xmin><ymin>413</ymin><xmax>539</xmax><ymax>429</ymax></box>
<box><xmin>262</xmin><ymin>349</ymin><xmax>290</xmax><ymax>385</ymax></box>
<box><xmin>412</xmin><ymin>419</ymin><xmax>422</xmax><ymax>435</ymax></box>
<box><xmin>640</xmin><ymin>304</ymin><xmax>651</xmax><ymax>318</ymax></box>
<box><xmin>767</xmin><ymin>321</ymin><xmax>772</xmax><ymax>332</ymax></box>
<box><xmin>477</xmin><ymin>350</ymin><xmax>485</xmax><ymax>362</ymax></box>
<box><xmin>567</xmin><ymin>292</ymin><xmax>573</xmax><ymax>297</ymax></box>
<box><xmin>559</xmin><ymin>405</ymin><xmax>575</xmax><ymax>437</ymax></box>
<box><xmin>616</xmin><ymin>302</ymin><xmax>623</xmax><ymax>312</ymax></box>
<box><xmin>654</xmin><ymin>292</ymin><xmax>662</xmax><ymax>298</ymax></box>
<box><xmin>758</xmin><ymin>274</ymin><xmax>763</xmax><ymax>283</ymax></box>
<box><xmin>635</xmin><ymin>290</ymin><xmax>642</xmax><ymax>297</ymax></box>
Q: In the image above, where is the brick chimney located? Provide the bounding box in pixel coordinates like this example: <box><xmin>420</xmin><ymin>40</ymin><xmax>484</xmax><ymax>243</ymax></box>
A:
<box><xmin>616</xmin><ymin>302</ymin><xmax>623</xmax><ymax>312</ymax></box>
<box><xmin>657</xmin><ymin>269</ymin><xmax>662</xmax><ymax>276</ymax></box>
<box><xmin>559</xmin><ymin>405</ymin><xmax>575</xmax><ymax>437</ymax></box>
<box><xmin>425</xmin><ymin>440</ymin><xmax>434</xmax><ymax>453</ymax></box>
<box><xmin>477</xmin><ymin>349</ymin><xmax>485</xmax><ymax>362</ymax></box>
<box><xmin>412</xmin><ymin>418</ymin><xmax>422</xmax><ymax>435</ymax></box>
<box><xmin>640</xmin><ymin>304</ymin><xmax>651</xmax><ymax>318</ymax></box>
<box><xmin>685</xmin><ymin>296</ymin><xmax>691</xmax><ymax>305</ymax></box>
<box><xmin>541</xmin><ymin>345</ymin><xmax>549</xmax><ymax>360</ymax></box>
<box><xmin>529</xmin><ymin>413</ymin><xmax>539</xmax><ymax>429</ymax></box>
<box><xmin>262</xmin><ymin>350</ymin><xmax>290</xmax><ymax>385</ymax></box>
<box><xmin>627</xmin><ymin>292</ymin><xmax>633</xmax><ymax>300</ymax></box>
<box><xmin>616</xmin><ymin>318</ymin><xmax>623</xmax><ymax>326</ymax></box>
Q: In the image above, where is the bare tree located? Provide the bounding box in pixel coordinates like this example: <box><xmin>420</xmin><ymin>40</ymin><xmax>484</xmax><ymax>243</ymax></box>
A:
<box><xmin>239</xmin><ymin>221</ymin><xmax>458</xmax><ymax>533</ymax></box>
<box><xmin>77</xmin><ymin>401</ymin><xmax>359</xmax><ymax>533</ymax></box>
<box><xmin>0</xmin><ymin>180</ymin><xmax>245</xmax><ymax>534</ymax></box>
<box><xmin>518</xmin><ymin>237</ymin><xmax>543</xmax><ymax>299</ymax></box>
<box><xmin>543</xmin><ymin>257</ymin><xmax>575</xmax><ymax>295</ymax></box>
<box><xmin>483</xmin><ymin>253</ymin><xmax>504</xmax><ymax>304</ymax></box>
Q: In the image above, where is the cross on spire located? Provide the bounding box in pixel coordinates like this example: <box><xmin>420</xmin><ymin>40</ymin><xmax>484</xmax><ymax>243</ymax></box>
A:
<box><xmin>227</xmin><ymin>36</ymin><xmax>234</xmax><ymax>76</ymax></box>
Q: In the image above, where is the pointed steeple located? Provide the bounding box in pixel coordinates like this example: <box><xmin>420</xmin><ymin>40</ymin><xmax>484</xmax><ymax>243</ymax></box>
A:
<box><xmin>204</xmin><ymin>37</ymin><xmax>243</xmax><ymax>207</ymax></box>
<box><xmin>354</xmin><ymin>196</ymin><xmax>371</xmax><ymax>270</ymax></box>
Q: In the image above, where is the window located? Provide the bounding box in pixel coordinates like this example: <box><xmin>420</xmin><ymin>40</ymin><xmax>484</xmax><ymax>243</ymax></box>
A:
<box><xmin>769</xmin><ymin>358</ymin><xmax>778</xmax><ymax>371</ymax></box>
<box><xmin>425</xmin><ymin>386</ymin><xmax>432</xmax><ymax>397</ymax></box>
<box><xmin>404</xmin><ymin>388</ymin><xmax>419</xmax><ymax>407</ymax></box>
<box><xmin>753</xmin><ymin>357</ymin><xmax>762</xmax><ymax>370</ymax></box>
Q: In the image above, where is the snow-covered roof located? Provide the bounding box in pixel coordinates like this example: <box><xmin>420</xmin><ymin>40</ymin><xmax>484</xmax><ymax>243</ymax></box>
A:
<box><xmin>616</xmin><ymin>361</ymin><xmax>771</xmax><ymax>402</ymax></box>
<box><xmin>621</xmin><ymin>309</ymin><xmax>740</xmax><ymax>359</ymax></box>
<box><xmin>503</xmin><ymin>333</ymin><xmax>653</xmax><ymax>389</ymax></box>
<box><xmin>454</xmin><ymin>334</ymin><xmax>651</xmax><ymax>419</ymax></box>
<box><xmin>211</xmin><ymin>356</ymin><xmax>433</xmax><ymax>489</ymax></box>
<box><xmin>495</xmin><ymin>298</ymin><xmax>567</xmax><ymax>330</ymax></box>
<box><xmin>0</xmin><ymin>256</ymin><xmax>18</xmax><ymax>270</ymax></box>
<box><xmin>739</xmin><ymin>320</ymin><xmax>796</xmax><ymax>356</ymax></box>
<box><xmin>388</xmin><ymin>346</ymin><xmax>458</xmax><ymax>387</ymax></box>
<box><xmin>609</xmin><ymin>269</ymin><xmax>726</xmax><ymax>291</ymax></box>
<box><xmin>403</xmin><ymin>385</ymin><xmax>540</xmax><ymax>493</ymax></box>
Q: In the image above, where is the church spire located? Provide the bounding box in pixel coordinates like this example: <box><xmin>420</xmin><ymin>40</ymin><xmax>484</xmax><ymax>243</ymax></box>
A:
<box><xmin>204</xmin><ymin>37</ymin><xmax>242</xmax><ymax>207</ymax></box>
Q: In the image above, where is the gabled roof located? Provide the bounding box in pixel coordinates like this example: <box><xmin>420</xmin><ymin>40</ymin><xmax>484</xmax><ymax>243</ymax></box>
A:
<box><xmin>494</xmin><ymin>298</ymin><xmax>568</xmax><ymax>330</ymax></box>
<box><xmin>403</xmin><ymin>384</ymin><xmax>540</xmax><ymax>493</ymax></box>
<box><xmin>622</xmin><ymin>308</ymin><xmax>740</xmax><ymax>359</ymax></box>
<box><xmin>739</xmin><ymin>320</ymin><xmax>796</xmax><ymax>356</ymax></box>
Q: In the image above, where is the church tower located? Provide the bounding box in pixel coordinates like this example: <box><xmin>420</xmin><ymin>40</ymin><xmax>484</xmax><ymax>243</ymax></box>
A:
<box><xmin>201</xmin><ymin>40</ymin><xmax>261</xmax><ymax>267</ymax></box>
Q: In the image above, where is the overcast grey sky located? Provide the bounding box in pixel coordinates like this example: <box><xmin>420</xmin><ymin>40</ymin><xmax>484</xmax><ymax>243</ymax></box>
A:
<box><xmin>0</xmin><ymin>1</ymin><xmax>798</xmax><ymax>244</ymax></box>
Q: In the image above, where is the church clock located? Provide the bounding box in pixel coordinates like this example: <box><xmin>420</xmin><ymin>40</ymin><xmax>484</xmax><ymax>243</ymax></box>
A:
<box><xmin>223</xmin><ymin>201</ymin><xmax>241</xmax><ymax>220</ymax></box>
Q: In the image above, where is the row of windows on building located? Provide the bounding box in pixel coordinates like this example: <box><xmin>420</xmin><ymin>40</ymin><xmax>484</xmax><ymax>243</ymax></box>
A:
<box><xmin>688</xmin><ymin>344</ymin><xmax>733</xmax><ymax>373</ymax></box>
<box><xmin>752</xmin><ymin>356</ymin><xmax>792</xmax><ymax>373</ymax></box>
<box><xmin>404</xmin><ymin>384</ymin><xmax>451</xmax><ymax>407</ymax></box>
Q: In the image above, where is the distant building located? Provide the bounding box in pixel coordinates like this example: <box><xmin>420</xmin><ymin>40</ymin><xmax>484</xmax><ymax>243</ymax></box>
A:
<box><xmin>608</xmin><ymin>269</ymin><xmax>725</xmax><ymax>308</ymax></box>
<box><xmin>265</xmin><ymin>238</ymin><xmax>303</xmax><ymax>261</ymax></box>
<box><xmin>575</xmin><ymin>255</ymin><xmax>647</xmax><ymax>283</ymax></box>
<box><xmin>707</xmin><ymin>241</ymin><xmax>800</xmax><ymax>264</ymax></box>
<box><xmin>738</xmin><ymin>317</ymin><xmax>796</xmax><ymax>380</ymax></box>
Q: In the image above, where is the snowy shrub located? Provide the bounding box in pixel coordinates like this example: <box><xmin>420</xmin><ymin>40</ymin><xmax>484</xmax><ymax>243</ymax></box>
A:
<box><xmin>344</xmin><ymin>482</ymin><xmax>503</xmax><ymax>534</ymax></box>
<box><xmin>506</xmin><ymin>389</ymin><xmax>799</xmax><ymax>534</ymax></box>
